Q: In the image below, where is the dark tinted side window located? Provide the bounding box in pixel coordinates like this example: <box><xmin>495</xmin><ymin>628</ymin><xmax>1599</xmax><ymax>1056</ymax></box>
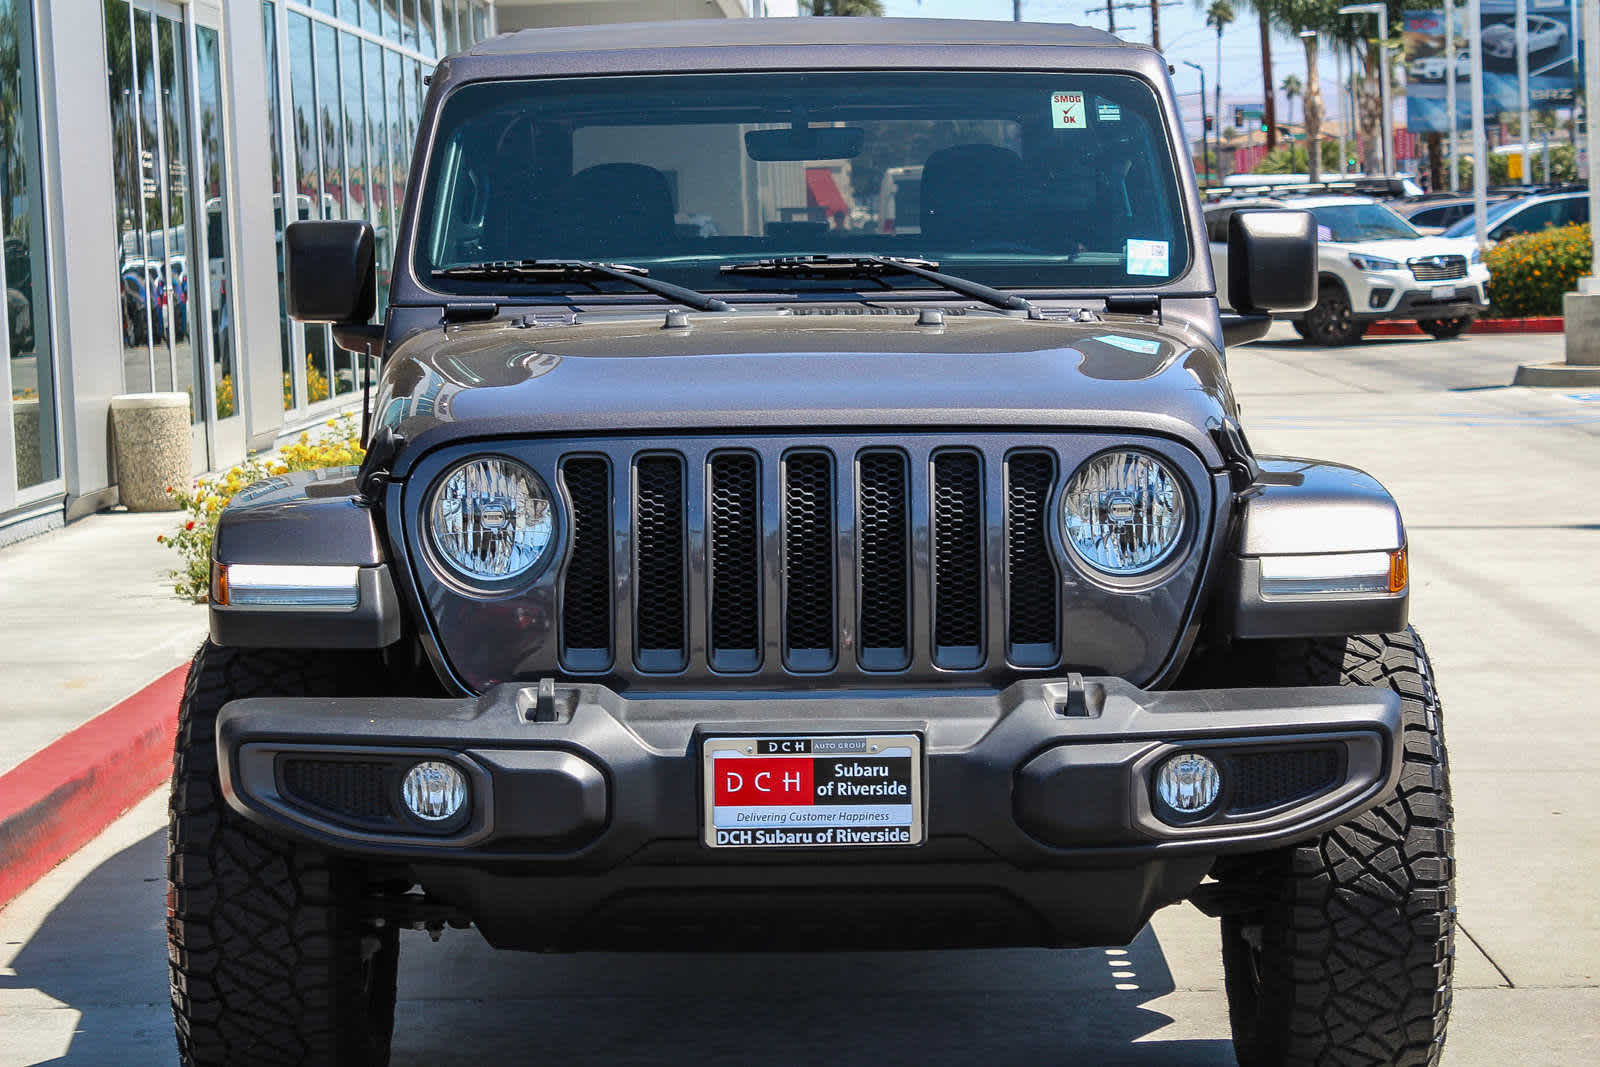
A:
<box><xmin>1564</xmin><ymin>197</ymin><xmax>1589</xmax><ymax>225</ymax></box>
<box><xmin>1495</xmin><ymin>199</ymin><xmax>1563</xmax><ymax>238</ymax></box>
<box><xmin>1408</xmin><ymin>206</ymin><xmax>1446</xmax><ymax>227</ymax></box>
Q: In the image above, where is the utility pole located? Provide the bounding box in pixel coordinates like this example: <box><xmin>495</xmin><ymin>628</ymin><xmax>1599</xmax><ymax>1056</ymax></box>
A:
<box><xmin>1087</xmin><ymin>1</ymin><xmax>1177</xmax><ymax>43</ymax></box>
<box><xmin>1015</xmin><ymin>0</ymin><xmax>1023</xmax><ymax>20</ymax></box>
<box><xmin>1446</xmin><ymin>0</ymin><xmax>1459</xmax><ymax>190</ymax></box>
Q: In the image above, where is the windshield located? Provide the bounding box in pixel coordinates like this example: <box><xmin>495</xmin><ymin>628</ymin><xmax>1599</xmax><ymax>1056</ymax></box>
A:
<box><xmin>1442</xmin><ymin>199</ymin><xmax>1522</xmax><ymax>238</ymax></box>
<box><xmin>1311</xmin><ymin>203</ymin><xmax>1420</xmax><ymax>242</ymax></box>
<box><xmin>414</xmin><ymin>72</ymin><xmax>1190</xmax><ymax>297</ymax></box>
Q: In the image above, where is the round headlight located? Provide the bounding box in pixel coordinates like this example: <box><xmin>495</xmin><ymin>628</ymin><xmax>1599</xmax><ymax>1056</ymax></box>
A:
<box><xmin>428</xmin><ymin>457</ymin><xmax>554</xmax><ymax>581</ymax></box>
<box><xmin>1062</xmin><ymin>450</ymin><xmax>1186</xmax><ymax>575</ymax></box>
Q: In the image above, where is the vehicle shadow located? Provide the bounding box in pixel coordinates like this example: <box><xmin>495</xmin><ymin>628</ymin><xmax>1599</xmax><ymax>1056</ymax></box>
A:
<box><xmin>1</xmin><ymin>828</ymin><xmax>1236</xmax><ymax>1066</ymax></box>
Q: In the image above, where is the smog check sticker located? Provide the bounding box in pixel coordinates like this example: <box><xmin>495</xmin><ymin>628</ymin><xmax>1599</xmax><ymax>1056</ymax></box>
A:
<box><xmin>702</xmin><ymin>734</ymin><xmax>924</xmax><ymax>848</ymax></box>
<box><xmin>1051</xmin><ymin>90</ymin><xmax>1087</xmax><ymax>130</ymax></box>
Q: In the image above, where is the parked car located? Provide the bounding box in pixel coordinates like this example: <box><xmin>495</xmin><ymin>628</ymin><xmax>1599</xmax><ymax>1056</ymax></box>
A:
<box><xmin>1441</xmin><ymin>189</ymin><xmax>1591</xmax><ymax>246</ymax></box>
<box><xmin>170</xmin><ymin>19</ymin><xmax>1455</xmax><ymax>1067</ymax></box>
<box><xmin>1210</xmin><ymin>193</ymin><xmax>1489</xmax><ymax>343</ymax></box>
<box><xmin>1401</xmin><ymin>194</ymin><xmax>1508</xmax><ymax>234</ymax></box>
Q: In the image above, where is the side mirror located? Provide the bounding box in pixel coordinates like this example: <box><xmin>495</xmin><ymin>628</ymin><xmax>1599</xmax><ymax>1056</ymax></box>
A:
<box><xmin>286</xmin><ymin>220</ymin><xmax>376</xmax><ymax>324</ymax></box>
<box><xmin>1228</xmin><ymin>209</ymin><xmax>1317</xmax><ymax>315</ymax></box>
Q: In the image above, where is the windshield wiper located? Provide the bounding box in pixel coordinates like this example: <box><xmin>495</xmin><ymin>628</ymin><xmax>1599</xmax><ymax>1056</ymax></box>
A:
<box><xmin>432</xmin><ymin>259</ymin><xmax>732</xmax><ymax>313</ymax></box>
<box><xmin>719</xmin><ymin>254</ymin><xmax>1037</xmax><ymax>316</ymax></box>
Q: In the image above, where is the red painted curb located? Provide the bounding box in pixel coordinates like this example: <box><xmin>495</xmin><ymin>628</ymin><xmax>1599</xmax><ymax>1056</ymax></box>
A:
<box><xmin>0</xmin><ymin>664</ymin><xmax>186</xmax><ymax>909</ymax></box>
<box><xmin>1366</xmin><ymin>316</ymin><xmax>1565</xmax><ymax>337</ymax></box>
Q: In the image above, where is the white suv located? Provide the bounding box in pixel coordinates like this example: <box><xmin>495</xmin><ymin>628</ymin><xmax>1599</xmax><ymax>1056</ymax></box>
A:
<box><xmin>1208</xmin><ymin>194</ymin><xmax>1490</xmax><ymax>344</ymax></box>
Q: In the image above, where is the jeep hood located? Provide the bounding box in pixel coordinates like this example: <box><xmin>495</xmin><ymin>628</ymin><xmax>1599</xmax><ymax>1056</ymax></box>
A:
<box><xmin>374</xmin><ymin>312</ymin><xmax>1237</xmax><ymax>478</ymax></box>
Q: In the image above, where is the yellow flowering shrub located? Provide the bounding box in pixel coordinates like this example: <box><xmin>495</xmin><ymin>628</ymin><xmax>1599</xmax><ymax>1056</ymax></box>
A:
<box><xmin>159</xmin><ymin>414</ymin><xmax>365</xmax><ymax>601</ymax></box>
<box><xmin>215</xmin><ymin>374</ymin><xmax>236</xmax><ymax>419</ymax></box>
<box><xmin>1485</xmin><ymin>223</ymin><xmax>1592</xmax><ymax>318</ymax></box>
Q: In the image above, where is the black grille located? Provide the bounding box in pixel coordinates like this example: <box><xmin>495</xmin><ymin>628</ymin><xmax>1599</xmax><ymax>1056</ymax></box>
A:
<box><xmin>783</xmin><ymin>451</ymin><xmax>836</xmax><ymax>670</ymax></box>
<box><xmin>635</xmin><ymin>455</ymin><xmax>687</xmax><ymax>671</ymax></box>
<box><xmin>857</xmin><ymin>451</ymin><xmax>910</xmax><ymax>670</ymax></box>
<box><xmin>281</xmin><ymin>759</ymin><xmax>390</xmax><ymax>821</ymax></box>
<box><xmin>708</xmin><ymin>452</ymin><xmax>761</xmax><ymax>671</ymax></box>
<box><xmin>1005</xmin><ymin>452</ymin><xmax>1059</xmax><ymax>666</ymax></box>
<box><xmin>560</xmin><ymin>458</ymin><xmax>612</xmax><ymax>670</ymax></box>
<box><xmin>932</xmin><ymin>451</ymin><xmax>984</xmax><ymax>668</ymax></box>
<box><xmin>1409</xmin><ymin>255</ymin><xmax>1468</xmax><ymax>282</ymax></box>
<box><xmin>1226</xmin><ymin>748</ymin><xmax>1341</xmax><ymax>813</ymax></box>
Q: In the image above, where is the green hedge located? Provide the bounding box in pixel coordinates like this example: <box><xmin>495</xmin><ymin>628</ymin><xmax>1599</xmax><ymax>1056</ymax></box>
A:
<box><xmin>1485</xmin><ymin>222</ymin><xmax>1592</xmax><ymax>318</ymax></box>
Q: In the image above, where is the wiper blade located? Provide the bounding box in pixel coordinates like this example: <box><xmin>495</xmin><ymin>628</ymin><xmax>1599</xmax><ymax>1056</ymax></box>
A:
<box><xmin>719</xmin><ymin>254</ymin><xmax>1036</xmax><ymax>315</ymax></box>
<box><xmin>432</xmin><ymin>259</ymin><xmax>732</xmax><ymax>313</ymax></box>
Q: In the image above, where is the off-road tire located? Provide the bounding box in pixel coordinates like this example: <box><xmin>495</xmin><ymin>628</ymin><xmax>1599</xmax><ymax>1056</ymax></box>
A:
<box><xmin>1213</xmin><ymin>628</ymin><xmax>1455</xmax><ymax>1067</ymax></box>
<box><xmin>1303</xmin><ymin>282</ymin><xmax>1369</xmax><ymax>346</ymax></box>
<box><xmin>168</xmin><ymin>642</ymin><xmax>400</xmax><ymax>1067</ymax></box>
<box><xmin>1419</xmin><ymin>316</ymin><xmax>1473</xmax><ymax>339</ymax></box>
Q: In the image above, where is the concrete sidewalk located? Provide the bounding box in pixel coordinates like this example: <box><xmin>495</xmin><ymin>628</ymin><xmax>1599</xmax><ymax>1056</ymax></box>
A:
<box><xmin>0</xmin><ymin>510</ymin><xmax>204</xmax><ymax>777</ymax></box>
<box><xmin>0</xmin><ymin>509</ymin><xmax>205</xmax><ymax>905</ymax></box>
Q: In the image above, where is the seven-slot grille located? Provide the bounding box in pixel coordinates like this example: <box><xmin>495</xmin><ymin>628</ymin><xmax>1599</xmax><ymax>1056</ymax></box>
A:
<box><xmin>557</xmin><ymin>444</ymin><xmax>1066</xmax><ymax>676</ymax></box>
<box><xmin>1408</xmin><ymin>255</ymin><xmax>1468</xmax><ymax>282</ymax></box>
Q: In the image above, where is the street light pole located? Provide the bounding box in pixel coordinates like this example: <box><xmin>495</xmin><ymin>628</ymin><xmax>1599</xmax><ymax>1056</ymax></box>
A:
<box><xmin>1446</xmin><ymin>0</ymin><xmax>1459</xmax><ymax>190</ymax></box>
<box><xmin>1469</xmin><ymin>0</ymin><xmax>1490</xmax><ymax>254</ymax></box>
<box><xmin>1586</xmin><ymin>0</ymin><xmax>1600</xmax><ymax>294</ymax></box>
<box><xmin>1517</xmin><ymin>0</ymin><xmax>1531</xmax><ymax>184</ymax></box>
<box><xmin>1339</xmin><ymin>4</ymin><xmax>1395</xmax><ymax>176</ymax></box>
<box><xmin>1184</xmin><ymin>60</ymin><xmax>1209</xmax><ymax>185</ymax></box>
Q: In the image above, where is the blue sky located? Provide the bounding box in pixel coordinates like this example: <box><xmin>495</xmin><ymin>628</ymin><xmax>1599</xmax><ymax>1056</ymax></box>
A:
<box><xmin>881</xmin><ymin>0</ymin><xmax>1366</xmax><ymax>135</ymax></box>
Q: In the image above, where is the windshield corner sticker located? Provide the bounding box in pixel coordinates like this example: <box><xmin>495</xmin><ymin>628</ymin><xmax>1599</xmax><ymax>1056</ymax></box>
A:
<box><xmin>1096</xmin><ymin>102</ymin><xmax>1122</xmax><ymax>123</ymax></box>
<box><xmin>1125</xmin><ymin>239</ymin><xmax>1170</xmax><ymax>277</ymax></box>
<box><xmin>1051</xmin><ymin>90</ymin><xmax>1087</xmax><ymax>130</ymax></box>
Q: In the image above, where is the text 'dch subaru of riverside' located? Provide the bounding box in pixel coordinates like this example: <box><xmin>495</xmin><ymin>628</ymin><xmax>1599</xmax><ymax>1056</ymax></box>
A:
<box><xmin>167</xmin><ymin>19</ymin><xmax>1455</xmax><ymax>1067</ymax></box>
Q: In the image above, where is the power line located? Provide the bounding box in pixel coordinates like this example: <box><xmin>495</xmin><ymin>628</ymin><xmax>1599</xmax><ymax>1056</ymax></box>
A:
<box><xmin>1085</xmin><ymin>0</ymin><xmax>1178</xmax><ymax>43</ymax></box>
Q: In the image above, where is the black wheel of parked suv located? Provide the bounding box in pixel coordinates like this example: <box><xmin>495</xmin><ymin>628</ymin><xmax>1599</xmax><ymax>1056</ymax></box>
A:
<box><xmin>1210</xmin><ymin>628</ymin><xmax>1455</xmax><ymax>1067</ymax></box>
<box><xmin>1303</xmin><ymin>282</ymin><xmax>1368</xmax><ymax>346</ymax></box>
<box><xmin>168</xmin><ymin>642</ymin><xmax>399</xmax><ymax>1067</ymax></box>
<box><xmin>1420</xmin><ymin>316</ymin><xmax>1474</xmax><ymax>339</ymax></box>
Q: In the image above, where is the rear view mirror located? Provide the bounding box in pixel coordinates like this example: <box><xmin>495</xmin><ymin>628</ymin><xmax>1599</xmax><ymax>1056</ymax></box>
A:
<box><xmin>745</xmin><ymin>126</ymin><xmax>865</xmax><ymax>162</ymax></box>
<box><xmin>285</xmin><ymin>220</ymin><xmax>376</xmax><ymax>324</ymax></box>
<box><xmin>1228</xmin><ymin>209</ymin><xmax>1317</xmax><ymax>316</ymax></box>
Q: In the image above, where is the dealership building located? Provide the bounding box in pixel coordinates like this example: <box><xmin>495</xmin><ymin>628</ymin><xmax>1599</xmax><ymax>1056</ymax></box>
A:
<box><xmin>0</xmin><ymin>0</ymin><xmax>790</xmax><ymax>542</ymax></box>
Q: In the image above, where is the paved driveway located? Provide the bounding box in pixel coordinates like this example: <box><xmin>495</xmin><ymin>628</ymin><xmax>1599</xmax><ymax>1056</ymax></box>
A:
<box><xmin>3</xmin><ymin>325</ymin><xmax>1597</xmax><ymax>1065</ymax></box>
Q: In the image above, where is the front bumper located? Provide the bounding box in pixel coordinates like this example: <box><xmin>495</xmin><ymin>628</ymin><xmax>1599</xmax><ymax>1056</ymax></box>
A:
<box><xmin>1339</xmin><ymin>265</ymin><xmax>1491</xmax><ymax>320</ymax></box>
<box><xmin>216</xmin><ymin>678</ymin><xmax>1401</xmax><ymax>949</ymax></box>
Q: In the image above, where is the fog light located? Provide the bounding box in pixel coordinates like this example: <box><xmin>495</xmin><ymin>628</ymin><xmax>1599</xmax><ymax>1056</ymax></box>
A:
<box><xmin>1156</xmin><ymin>752</ymin><xmax>1221</xmax><ymax>816</ymax></box>
<box><xmin>401</xmin><ymin>761</ymin><xmax>468</xmax><ymax>822</ymax></box>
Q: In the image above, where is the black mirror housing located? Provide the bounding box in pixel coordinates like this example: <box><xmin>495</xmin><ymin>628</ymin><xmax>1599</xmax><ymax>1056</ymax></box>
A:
<box><xmin>1228</xmin><ymin>209</ymin><xmax>1317</xmax><ymax>315</ymax></box>
<box><xmin>286</xmin><ymin>220</ymin><xmax>377</xmax><ymax>324</ymax></box>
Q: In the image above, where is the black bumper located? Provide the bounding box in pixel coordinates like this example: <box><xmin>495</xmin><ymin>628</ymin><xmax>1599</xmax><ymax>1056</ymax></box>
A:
<box><xmin>216</xmin><ymin>678</ymin><xmax>1401</xmax><ymax>950</ymax></box>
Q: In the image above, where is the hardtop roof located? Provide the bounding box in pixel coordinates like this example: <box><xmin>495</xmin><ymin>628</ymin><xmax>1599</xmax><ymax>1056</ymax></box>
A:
<box><xmin>466</xmin><ymin>17</ymin><xmax>1126</xmax><ymax>59</ymax></box>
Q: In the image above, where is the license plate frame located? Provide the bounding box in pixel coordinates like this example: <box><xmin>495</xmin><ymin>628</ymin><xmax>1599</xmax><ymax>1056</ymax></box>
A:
<box><xmin>1432</xmin><ymin>284</ymin><xmax>1457</xmax><ymax>300</ymax></box>
<box><xmin>701</xmin><ymin>734</ymin><xmax>924</xmax><ymax>849</ymax></box>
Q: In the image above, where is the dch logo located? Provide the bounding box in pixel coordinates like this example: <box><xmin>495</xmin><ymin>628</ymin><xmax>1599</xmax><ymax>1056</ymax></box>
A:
<box><xmin>714</xmin><ymin>757</ymin><xmax>815</xmax><ymax>806</ymax></box>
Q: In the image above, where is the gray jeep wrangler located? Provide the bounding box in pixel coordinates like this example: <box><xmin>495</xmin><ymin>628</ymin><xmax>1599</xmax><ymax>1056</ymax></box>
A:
<box><xmin>167</xmin><ymin>18</ymin><xmax>1453</xmax><ymax>1067</ymax></box>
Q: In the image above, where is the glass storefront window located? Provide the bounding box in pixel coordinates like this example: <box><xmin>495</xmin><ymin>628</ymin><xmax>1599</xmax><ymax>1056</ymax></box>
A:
<box><xmin>262</xmin><ymin>0</ymin><xmax>445</xmax><ymax>412</ymax></box>
<box><xmin>264</xmin><ymin>2</ymin><xmax>295</xmax><ymax>411</ymax></box>
<box><xmin>2</xmin><ymin>0</ymin><xmax>59</xmax><ymax>489</ymax></box>
<box><xmin>195</xmin><ymin>26</ymin><xmax>235</xmax><ymax>425</ymax></box>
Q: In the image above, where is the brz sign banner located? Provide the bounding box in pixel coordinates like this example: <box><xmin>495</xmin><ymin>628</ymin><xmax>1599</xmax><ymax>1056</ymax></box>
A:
<box><xmin>1404</xmin><ymin>2</ymin><xmax>1580</xmax><ymax>132</ymax></box>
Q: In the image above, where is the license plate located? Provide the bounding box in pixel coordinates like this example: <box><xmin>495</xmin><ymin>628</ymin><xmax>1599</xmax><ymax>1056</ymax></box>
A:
<box><xmin>1432</xmin><ymin>285</ymin><xmax>1457</xmax><ymax>300</ymax></box>
<box><xmin>702</xmin><ymin>734</ymin><xmax>924</xmax><ymax>848</ymax></box>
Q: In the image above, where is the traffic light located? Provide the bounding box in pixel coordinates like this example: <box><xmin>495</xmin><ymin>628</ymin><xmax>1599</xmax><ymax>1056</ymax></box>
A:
<box><xmin>1205</xmin><ymin>115</ymin><xmax>1214</xmax><ymax>131</ymax></box>
<box><xmin>1234</xmin><ymin>105</ymin><xmax>1245</xmax><ymax>128</ymax></box>
<box><xmin>1259</xmin><ymin>120</ymin><xmax>1269</xmax><ymax>134</ymax></box>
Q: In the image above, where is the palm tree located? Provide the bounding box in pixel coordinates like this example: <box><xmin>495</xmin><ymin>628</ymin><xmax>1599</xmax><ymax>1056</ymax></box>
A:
<box><xmin>1282</xmin><ymin>73</ymin><xmax>1302</xmax><ymax>127</ymax></box>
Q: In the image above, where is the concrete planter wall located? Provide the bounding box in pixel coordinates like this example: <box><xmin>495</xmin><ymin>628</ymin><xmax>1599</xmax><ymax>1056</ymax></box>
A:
<box><xmin>12</xmin><ymin>398</ymin><xmax>41</xmax><ymax>489</ymax></box>
<box><xmin>110</xmin><ymin>393</ymin><xmax>190</xmax><ymax>511</ymax></box>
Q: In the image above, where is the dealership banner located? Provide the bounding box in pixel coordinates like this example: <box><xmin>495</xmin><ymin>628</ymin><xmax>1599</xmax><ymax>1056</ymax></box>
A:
<box><xmin>1404</xmin><ymin>2</ymin><xmax>1579</xmax><ymax>133</ymax></box>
